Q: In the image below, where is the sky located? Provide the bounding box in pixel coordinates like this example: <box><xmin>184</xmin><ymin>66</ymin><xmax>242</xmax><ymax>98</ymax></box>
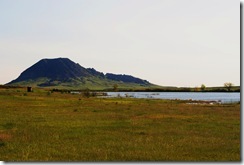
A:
<box><xmin>0</xmin><ymin>0</ymin><xmax>240</xmax><ymax>87</ymax></box>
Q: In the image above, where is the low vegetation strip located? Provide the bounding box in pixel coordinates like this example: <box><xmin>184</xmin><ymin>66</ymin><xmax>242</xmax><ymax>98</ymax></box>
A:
<box><xmin>0</xmin><ymin>88</ymin><xmax>240</xmax><ymax>161</ymax></box>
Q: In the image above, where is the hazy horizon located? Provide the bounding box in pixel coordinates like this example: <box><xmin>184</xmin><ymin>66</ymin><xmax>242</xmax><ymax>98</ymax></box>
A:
<box><xmin>0</xmin><ymin>0</ymin><xmax>240</xmax><ymax>87</ymax></box>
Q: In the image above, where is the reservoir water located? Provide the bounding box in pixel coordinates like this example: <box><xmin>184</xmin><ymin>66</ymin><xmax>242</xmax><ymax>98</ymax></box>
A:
<box><xmin>106</xmin><ymin>92</ymin><xmax>240</xmax><ymax>103</ymax></box>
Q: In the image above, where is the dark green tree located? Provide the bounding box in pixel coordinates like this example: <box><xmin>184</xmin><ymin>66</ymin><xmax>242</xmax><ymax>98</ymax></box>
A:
<box><xmin>201</xmin><ymin>84</ymin><xmax>206</xmax><ymax>91</ymax></box>
<box><xmin>224</xmin><ymin>82</ymin><xmax>233</xmax><ymax>91</ymax></box>
<box><xmin>82</xmin><ymin>88</ymin><xmax>91</xmax><ymax>98</ymax></box>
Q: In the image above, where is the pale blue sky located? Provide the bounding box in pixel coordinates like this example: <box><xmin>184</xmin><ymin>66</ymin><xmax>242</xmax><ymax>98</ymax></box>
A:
<box><xmin>0</xmin><ymin>0</ymin><xmax>240</xmax><ymax>87</ymax></box>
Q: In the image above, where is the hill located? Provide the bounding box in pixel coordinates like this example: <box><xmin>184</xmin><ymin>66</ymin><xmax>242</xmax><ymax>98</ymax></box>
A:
<box><xmin>7</xmin><ymin>58</ymin><xmax>158</xmax><ymax>90</ymax></box>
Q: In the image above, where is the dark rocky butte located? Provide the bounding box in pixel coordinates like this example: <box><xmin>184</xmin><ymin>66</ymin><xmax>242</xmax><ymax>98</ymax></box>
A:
<box><xmin>7</xmin><ymin>58</ymin><xmax>151</xmax><ymax>88</ymax></box>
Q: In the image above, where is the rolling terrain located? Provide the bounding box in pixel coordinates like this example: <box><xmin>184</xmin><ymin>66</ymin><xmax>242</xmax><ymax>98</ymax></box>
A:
<box><xmin>6</xmin><ymin>58</ymin><xmax>240</xmax><ymax>92</ymax></box>
<box><xmin>7</xmin><ymin>58</ymin><xmax>159</xmax><ymax>90</ymax></box>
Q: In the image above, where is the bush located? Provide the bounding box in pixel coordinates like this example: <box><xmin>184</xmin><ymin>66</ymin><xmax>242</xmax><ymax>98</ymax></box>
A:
<box><xmin>82</xmin><ymin>88</ymin><xmax>91</xmax><ymax>98</ymax></box>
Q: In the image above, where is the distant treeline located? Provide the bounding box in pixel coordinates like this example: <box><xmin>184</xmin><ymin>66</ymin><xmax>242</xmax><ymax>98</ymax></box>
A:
<box><xmin>0</xmin><ymin>85</ymin><xmax>25</xmax><ymax>89</ymax></box>
<box><xmin>0</xmin><ymin>85</ymin><xmax>240</xmax><ymax>93</ymax></box>
<box><xmin>103</xmin><ymin>86</ymin><xmax>240</xmax><ymax>92</ymax></box>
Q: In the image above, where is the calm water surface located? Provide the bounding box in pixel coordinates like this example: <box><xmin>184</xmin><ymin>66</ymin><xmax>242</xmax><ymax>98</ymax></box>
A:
<box><xmin>106</xmin><ymin>92</ymin><xmax>240</xmax><ymax>103</ymax></box>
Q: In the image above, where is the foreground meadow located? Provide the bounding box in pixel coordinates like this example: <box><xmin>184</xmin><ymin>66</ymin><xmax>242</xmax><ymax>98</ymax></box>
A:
<box><xmin>0</xmin><ymin>88</ymin><xmax>240</xmax><ymax>161</ymax></box>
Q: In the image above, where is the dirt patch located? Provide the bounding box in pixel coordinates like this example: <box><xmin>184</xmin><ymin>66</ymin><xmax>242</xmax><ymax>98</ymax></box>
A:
<box><xmin>132</xmin><ymin>114</ymin><xmax>194</xmax><ymax>120</ymax></box>
<box><xmin>0</xmin><ymin>133</ymin><xmax>12</xmax><ymax>141</ymax></box>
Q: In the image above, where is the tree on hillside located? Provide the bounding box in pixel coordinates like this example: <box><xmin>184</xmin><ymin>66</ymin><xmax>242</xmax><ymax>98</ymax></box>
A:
<box><xmin>113</xmin><ymin>84</ymin><xmax>118</xmax><ymax>91</ymax></box>
<box><xmin>224</xmin><ymin>82</ymin><xmax>233</xmax><ymax>91</ymax></box>
<box><xmin>201</xmin><ymin>84</ymin><xmax>206</xmax><ymax>91</ymax></box>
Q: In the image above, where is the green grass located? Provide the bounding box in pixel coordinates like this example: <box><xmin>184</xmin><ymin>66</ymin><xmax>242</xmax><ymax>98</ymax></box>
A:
<box><xmin>0</xmin><ymin>88</ymin><xmax>240</xmax><ymax>161</ymax></box>
<box><xmin>7</xmin><ymin>77</ymin><xmax>160</xmax><ymax>90</ymax></box>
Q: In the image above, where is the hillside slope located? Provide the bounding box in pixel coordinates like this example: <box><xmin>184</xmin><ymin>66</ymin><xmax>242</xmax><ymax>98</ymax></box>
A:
<box><xmin>7</xmin><ymin>58</ymin><xmax>158</xmax><ymax>90</ymax></box>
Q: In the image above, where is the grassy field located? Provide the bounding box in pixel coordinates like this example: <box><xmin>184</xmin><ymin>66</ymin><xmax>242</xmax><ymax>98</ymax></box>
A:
<box><xmin>0</xmin><ymin>87</ymin><xmax>240</xmax><ymax>161</ymax></box>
